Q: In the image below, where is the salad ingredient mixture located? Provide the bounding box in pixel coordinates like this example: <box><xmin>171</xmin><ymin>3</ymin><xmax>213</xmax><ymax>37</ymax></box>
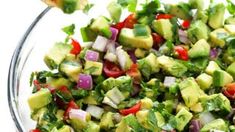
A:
<box><xmin>29</xmin><ymin>0</ymin><xmax>235</xmax><ymax>131</ymax></box>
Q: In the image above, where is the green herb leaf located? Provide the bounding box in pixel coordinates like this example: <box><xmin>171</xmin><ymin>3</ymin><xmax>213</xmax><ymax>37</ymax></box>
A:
<box><xmin>137</xmin><ymin>0</ymin><xmax>160</xmax><ymax>18</ymax></box>
<box><xmin>29</xmin><ymin>72</ymin><xmax>35</xmax><ymax>86</ymax></box>
<box><xmin>124</xmin><ymin>115</ymin><xmax>146</xmax><ymax>132</ymax></box>
<box><xmin>170</xmin><ymin>17</ymin><xmax>180</xmax><ymax>44</ymax></box>
<box><xmin>71</xmin><ymin>89</ymin><xmax>89</xmax><ymax>99</ymax></box>
<box><xmin>83</xmin><ymin>3</ymin><xmax>94</xmax><ymax>14</ymax></box>
<box><xmin>117</xmin><ymin>0</ymin><xmax>137</xmax><ymax>12</ymax></box>
<box><xmin>133</xmin><ymin>24</ymin><xmax>149</xmax><ymax>36</ymax></box>
<box><xmin>62</xmin><ymin>24</ymin><xmax>75</xmax><ymax>36</ymax></box>
<box><xmin>227</xmin><ymin>0</ymin><xmax>235</xmax><ymax>14</ymax></box>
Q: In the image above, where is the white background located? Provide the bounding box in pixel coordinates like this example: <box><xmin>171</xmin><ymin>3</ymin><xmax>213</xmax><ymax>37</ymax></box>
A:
<box><xmin>0</xmin><ymin>0</ymin><xmax>46</xmax><ymax>131</ymax></box>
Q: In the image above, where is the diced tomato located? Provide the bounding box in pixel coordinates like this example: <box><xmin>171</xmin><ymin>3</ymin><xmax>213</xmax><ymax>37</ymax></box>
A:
<box><xmin>70</xmin><ymin>39</ymin><xmax>81</xmax><ymax>55</ymax></box>
<box><xmin>182</xmin><ymin>20</ymin><xmax>191</xmax><ymax>29</ymax></box>
<box><xmin>30</xmin><ymin>129</ymin><xmax>41</xmax><ymax>132</ymax></box>
<box><xmin>174</xmin><ymin>46</ymin><xmax>189</xmax><ymax>61</ymax></box>
<box><xmin>64</xmin><ymin>100</ymin><xmax>79</xmax><ymax>120</ymax></box>
<box><xmin>119</xmin><ymin>102</ymin><xmax>141</xmax><ymax>115</ymax></box>
<box><xmin>156</xmin><ymin>14</ymin><xmax>173</xmax><ymax>20</ymax></box>
<box><xmin>223</xmin><ymin>83</ymin><xmax>235</xmax><ymax>99</ymax></box>
<box><xmin>103</xmin><ymin>60</ymin><xmax>124</xmax><ymax>78</ymax></box>
<box><xmin>126</xmin><ymin>64</ymin><xmax>141</xmax><ymax>84</ymax></box>
<box><xmin>152</xmin><ymin>33</ymin><xmax>165</xmax><ymax>49</ymax></box>
<box><xmin>123</xmin><ymin>14</ymin><xmax>137</xmax><ymax>29</ymax></box>
<box><xmin>33</xmin><ymin>80</ymin><xmax>41</xmax><ymax>91</ymax></box>
<box><xmin>112</xmin><ymin>21</ymin><xmax>125</xmax><ymax>32</ymax></box>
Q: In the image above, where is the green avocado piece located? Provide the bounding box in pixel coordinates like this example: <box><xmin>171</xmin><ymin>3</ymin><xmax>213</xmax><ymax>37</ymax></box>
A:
<box><xmin>157</xmin><ymin>55</ymin><xmax>187</xmax><ymax>77</ymax></box>
<box><xmin>175</xmin><ymin>108</ymin><xmax>193</xmax><ymax>131</ymax></box>
<box><xmin>210</xmin><ymin>28</ymin><xmax>229</xmax><ymax>48</ymax></box>
<box><xmin>84</xmin><ymin>61</ymin><xmax>103</xmax><ymax>76</ymax></box>
<box><xmin>196</xmin><ymin>73</ymin><xmax>213</xmax><ymax>90</ymax></box>
<box><xmin>213</xmin><ymin>69</ymin><xmax>234</xmax><ymax>87</ymax></box>
<box><xmin>84</xmin><ymin>121</ymin><xmax>100</xmax><ymax>132</ymax></box>
<box><xmin>179</xmin><ymin>77</ymin><xmax>205</xmax><ymax>108</ymax></box>
<box><xmin>118</xmin><ymin>28</ymin><xmax>153</xmax><ymax>49</ymax></box>
<box><xmin>201</xmin><ymin>119</ymin><xmax>228</xmax><ymax>132</ymax></box>
<box><xmin>224</xmin><ymin>24</ymin><xmax>235</xmax><ymax>35</ymax></box>
<box><xmin>100</xmin><ymin>112</ymin><xmax>114</xmax><ymax>130</ymax></box>
<box><xmin>208</xmin><ymin>3</ymin><xmax>226</xmax><ymax>29</ymax></box>
<box><xmin>107</xmin><ymin>1</ymin><xmax>122</xmax><ymax>23</ymax></box>
<box><xmin>47</xmin><ymin>77</ymin><xmax>71</xmax><ymax>89</ymax></box>
<box><xmin>44</xmin><ymin>43</ymin><xmax>72</xmax><ymax>70</ymax></box>
<box><xmin>165</xmin><ymin>2</ymin><xmax>192</xmax><ymax>20</ymax></box>
<box><xmin>188</xmin><ymin>39</ymin><xmax>210</xmax><ymax>59</ymax></box>
<box><xmin>152</xmin><ymin>19</ymin><xmax>173</xmax><ymax>40</ymax></box>
<box><xmin>227</xmin><ymin>62</ymin><xmax>235</xmax><ymax>79</ymax></box>
<box><xmin>90</xmin><ymin>16</ymin><xmax>112</xmax><ymax>38</ymax></box>
<box><xmin>195</xmin><ymin>10</ymin><xmax>208</xmax><ymax>23</ymax></box>
<box><xmin>58</xmin><ymin>125</ymin><xmax>71</xmax><ymax>132</ymax></box>
<box><xmin>189</xmin><ymin>0</ymin><xmax>204</xmax><ymax>10</ymax></box>
<box><xmin>28</xmin><ymin>89</ymin><xmax>52</xmax><ymax>111</ymax></box>
<box><xmin>187</xmin><ymin>20</ymin><xmax>209</xmax><ymax>43</ymax></box>
<box><xmin>225</xmin><ymin>16</ymin><xmax>235</xmax><ymax>25</ymax></box>
<box><xmin>205</xmin><ymin>61</ymin><xmax>221</xmax><ymax>75</ymax></box>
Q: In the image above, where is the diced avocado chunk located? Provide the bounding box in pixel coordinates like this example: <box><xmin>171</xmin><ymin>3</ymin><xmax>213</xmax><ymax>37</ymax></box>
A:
<box><xmin>90</xmin><ymin>16</ymin><xmax>112</xmax><ymax>38</ymax></box>
<box><xmin>227</xmin><ymin>62</ymin><xmax>235</xmax><ymax>79</ymax></box>
<box><xmin>213</xmin><ymin>69</ymin><xmax>233</xmax><ymax>87</ymax></box>
<box><xmin>210</xmin><ymin>28</ymin><xmax>229</xmax><ymax>48</ymax></box>
<box><xmin>135</xmin><ymin>48</ymin><xmax>147</xmax><ymax>58</ymax></box>
<box><xmin>137</xmin><ymin>53</ymin><xmax>160</xmax><ymax>78</ymax></box>
<box><xmin>84</xmin><ymin>61</ymin><xmax>103</xmax><ymax>76</ymax></box>
<box><xmin>157</xmin><ymin>55</ymin><xmax>187</xmax><ymax>77</ymax></box>
<box><xmin>205</xmin><ymin>61</ymin><xmax>221</xmax><ymax>75</ymax></box>
<box><xmin>56</xmin><ymin>109</ymin><xmax>64</xmax><ymax>121</ymax></box>
<box><xmin>176</xmin><ymin>103</ymin><xmax>189</xmax><ymax>113</ymax></box>
<box><xmin>188</xmin><ymin>39</ymin><xmax>210</xmax><ymax>59</ymax></box>
<box><xmin>225</xmin><ymin>16</ymin><xmax>235</xmax><ymax>25</ymax></box>
<box><xmin>116</xmin><ymin>118</ymin><xmax>132</xmax><ymax>132</ymax></box>
<box><xmin>154</xmin><ymin>112</ymin><xmax>165</xmax><ymax>127</ymax></box>
<box><xmin>85</xmin><ymin>121</ymin><xmax>100</xmax><ymax>132</ymax></box>
<box><xmin>106</xmin><ymin>87</ymin><xmax>125</xmax><ymax>105</ymax></box>
<box><xmin>196</xmin><ymin>73</ymin><xmax>213</xmax><ymax>90</ymax></box>
<box><xmin>179</xmin><ymin>77</ymin><xmax>205</xmax><ymax>108</ymax></box>
<box><xmin>208</xmin><ymin>3</ymin><xmax>226</xmax><ymax>29</ymax></box>
<box><xmin>152</xmin><ymin>19</ymin><xmax>173</xmax><ymax>40</ymax></box>
<box><xmin>224</xmin><ymin>24</ymin><xmax>235</xmax><ymax>35</ymax></box>
<box><xmin>28</xmin><ymin>89</ymin><xmax>52</xmax><ymax>111</ymax></box>
<box><xmin>58</xmin><ymin>125</ymin><xmax>71</xmax><ymax>132</ymax></box>
<box><xmin>200</xmin><ymin>119</ymin><xmax>228</xmax><ymax>132</ymax></box>
<box><xmin>107</xmin><ymin>1</ymin><xmax>122</xmax><ymax>23</ymax></box>
<box><xmin>140</xmin><ymin>97</ymin><xmax>153</xmax><ymax>110</ymax></box>
<box><xmin>190</xmin><ymin>102</ymin><xmax>203</xmax><ymax>113</ymax></box>
<box><xmin>165</xmin><ymin>2</ymin><xmax>192</xmax><ymax>20</ymax></box>
<box><xmin>121</xmin><ymin>114</ymin><xmax>145</xmax><ymax>131</ymax></box>
<box><xmin>175</xmin><ymin>108</ymin><xmax>193</xmax><ymax>131</ymax></box>
<box><xmin>195</xmin><ymin>10</ymin><xmax>208</xmax><ymax>23</ymax></box>
<box><xmin>116</xmin><ymin>46</ymin><xmax>133</xmax><ymax>71</ymax></box>
<box><xmin>59</xmin><ymin>59</ymin><xmax>82</xmax><ymax>82</ymax></box>
<box><xmin>163</xmin><ymin>100</ymin><xmax>174</xmax><ymax>113</ymax></box>
<box><xmin>136</xmin><ymin>110</ymin><xmax>151</xmax><ymax>129</ymax></box>
<box><xmin>187</xmin><ymin>20</ymin><xmax>209</xmax><ymax>43</ymax></box>
<box><xmin>47</xmin><ymin>77</ymin><xmax>71</xmax><ymax>89</ymax></box>
<box><xmin>44</xmin><ymin>43</ymin><xmax>72</xmax><ymax>69</ymax></box>
<box><xmin>31</xmin><ymin>107</ymin><xmax>48</xmax><ymax>121</ymax></box>
<box><xmin>118</xmin><ymin>28</ymin><xmax>153</xmax><ymax>49</ymax></box>
<box><xmin>100</xmin><ymin>112</ymin><xmax>114</xmax><ymax>130</ymax></box>
<box><xmin>189</xmin><ymin>0</ymin><xmax>204</xmax><ymax>10</ymax></box>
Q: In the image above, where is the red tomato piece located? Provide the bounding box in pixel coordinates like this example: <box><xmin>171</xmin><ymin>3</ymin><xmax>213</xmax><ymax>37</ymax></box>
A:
<box><xmin>223</xmin><ymin>83</ymin><xmax>235</xmax><ymax>99</ymax></box>
<box><xmin>174</xmin><ymin>46</ymin><xmax>189</xmax><ymax>61</ymax></box>
<box><xmin>112</xmin><ymin>21</ymin><xmax>125</xmax><ymax>32</ymax></box>
<box><xmin>126</xmin><ymin>64</ymin><xmax>141</xmax><ymax>84</ymax></box>
<box><xmin>70</xmin><ymin>39</ymin><xmax>81</xmax><ymax>55</ymax></box>
<box><xmin>103</xmin><ymin>61</ymin><xmax>124</xmax><ymax>78</ymax></box>
<box><xmin>119</xmin><ymin>102</ymin><xmax>141</xmax><ymax>115</ymax></box>
<box><xmin>182</xmin><ymin>20</ymin><xmax>191</xmax><ymax>29</ymax></box>
<box><xmin>156</xmin><ymin>14</ymin><xmax>173</xmax><ymax>20</ymax></box>
<box><xmin>123</xmin><ymin>14</ymin><xmax>137</xmax><ymax>29</ymax></box>
<box><xmin>30</xmin><ymin>129</ymin><xmax>41</xmax><ymax>132</ymax></box>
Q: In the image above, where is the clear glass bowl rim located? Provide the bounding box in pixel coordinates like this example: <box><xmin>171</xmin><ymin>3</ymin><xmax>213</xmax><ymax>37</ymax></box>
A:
<box><xmin>8</xmin><ymin>7</ymin><xmax>51</xmax><ymax>132</ymax></box>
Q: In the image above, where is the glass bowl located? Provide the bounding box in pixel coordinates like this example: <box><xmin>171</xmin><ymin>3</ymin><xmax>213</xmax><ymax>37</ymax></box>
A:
<box><xmin>7</xmin><ymin>1</ymin><xmax>113</xmax><ymax>131</ymax></box>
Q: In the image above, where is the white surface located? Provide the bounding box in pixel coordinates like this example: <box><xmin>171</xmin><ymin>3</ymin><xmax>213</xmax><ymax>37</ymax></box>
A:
<box><xmin>0</xmin><ymin>0</ymin><xmax>46</xmax><ymax>131</ymax></box>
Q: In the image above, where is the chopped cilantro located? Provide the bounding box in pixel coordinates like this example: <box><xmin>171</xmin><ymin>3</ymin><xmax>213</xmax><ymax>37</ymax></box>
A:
<box><xmin>83</xmin><ymin>3</ymin><xmax>94</xmax><ymax>14</ymax></box>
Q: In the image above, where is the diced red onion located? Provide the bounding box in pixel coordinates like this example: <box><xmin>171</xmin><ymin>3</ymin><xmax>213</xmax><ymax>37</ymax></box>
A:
<box><xmin>110</xmin><ymin>27</ymin><xmax>119</xmax><ymax>41</ymax></box>
<box><xmin>178</xmin><ymin>29</ymin><xmax>190</xmax><ymax>44</ymax></box>
<box><xmin>77</xmin><ymin>74</ymin><xmax>93</xmax><ymax>90</ymax></box>
<box><xmin>127</xmin><ymin>50</ymin><xmax>137</xmax><ymax>63</ymax></box>
<box><xmin>86</xmin><ymin>105</ymin><xmax>104</xmax><ymax>119</ymax></box>
<box><xmin>85</xmin><ymin>50</ymin><xmax>99</xmax><ymax>61</ymax></box>
<box><xmin>92</xmin><ymin>35</ymin><xmax>109</xmax><ymax>52</ymax></box>
<box><xmin>69</xmin><ymin>109</ymin><xmax>88</xmax><ymax>121</ymax></box>
<box><xmin>199</xmin><ymin>112</ymin><xmax>215</xmax><ymax>125</ymax></box>
<box><xmin>163</xmin><ymin>76</ymin><xmax>176</xmax><ymax>87</ymax></box>
<box><xmin>210</xmin><ymin>48</ymin><xmax>219</xmax><ymax>59</ymax></box>
<box><xmin>131</xmin><ymin>84</ymin><xmax>141</xmax><ymax>97</ymax></box>
<box><xmin>189</xmin><ymin>119</ymin><xmax>201</xmax><ymax>132</ymax></box>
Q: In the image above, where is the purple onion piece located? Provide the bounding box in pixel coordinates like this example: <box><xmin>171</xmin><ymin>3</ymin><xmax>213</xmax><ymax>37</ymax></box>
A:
<box><xmin>110</xmin><ymin>27</ymin><xmax>119</xmax><ymax>41</ymax></box>
<box><xmin>127</xmin><ymin>50</ymin><xmax>137</xmax><ymax>63</ymax></box>
<box><xmin>210</xmin><ymin>48</ymin><xmax>218</xmax><ymax>59</ymax></box>
<box><xmin>178</xmin><ymin>29</ymin><xmax>190</xmax><ymax>44</ymax></box>
<box><xmin>85</xmin><ymin>50</ymin><xmax>99</xmax><ymax>61</ymax></box>
<box><xmin>189</xmin><ymin>119</ymin><xmax>201</xmax><ymax>132</ymax></box>
<box><xmin>77</xmin><ymin>74</ymin><xmax>93</xmax><ymax>90</ymax></box>
<box><xmin>131</xmin><ymin>84</ymin><xmax>141</xmax><ymax>97</ymax></box>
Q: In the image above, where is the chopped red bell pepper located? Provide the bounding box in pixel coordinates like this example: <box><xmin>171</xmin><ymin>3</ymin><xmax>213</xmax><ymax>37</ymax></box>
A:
<box><xmin>70</xmin><ymin>39</ymin><xmax>81</xmax><ymax>55</ymax></box>
<box><xmin>174</xmin><ymin>46</ymin><xmax>189</xmax><ymax>61</ymax></box>
<box><xmin>126</xmin><ymin>64</ymin><xmax>141</xmax><ymax>84</ymax></box>
<box><xmin>182</xmin><ymin>20</ymin><xmax>191</xmax><ymax>29</ymax></box>
<box><xmin>64</xmin><ymin>100</ymin><xmax>79</xmax><ymax>120</ymax></box>
<box><xmin>223</xmin><ymin>83</ymin><xmax>235</xmax><ymax>99</ymax></box>
<box><xmin>156</xmin><ymin>14</ymin><xmax>173</xmax><ymax>20</ymax></box>
<box><xmin>119</xmin><ymin>102</ymin><xmax>141</xmax><ymax>115</ymax></box>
